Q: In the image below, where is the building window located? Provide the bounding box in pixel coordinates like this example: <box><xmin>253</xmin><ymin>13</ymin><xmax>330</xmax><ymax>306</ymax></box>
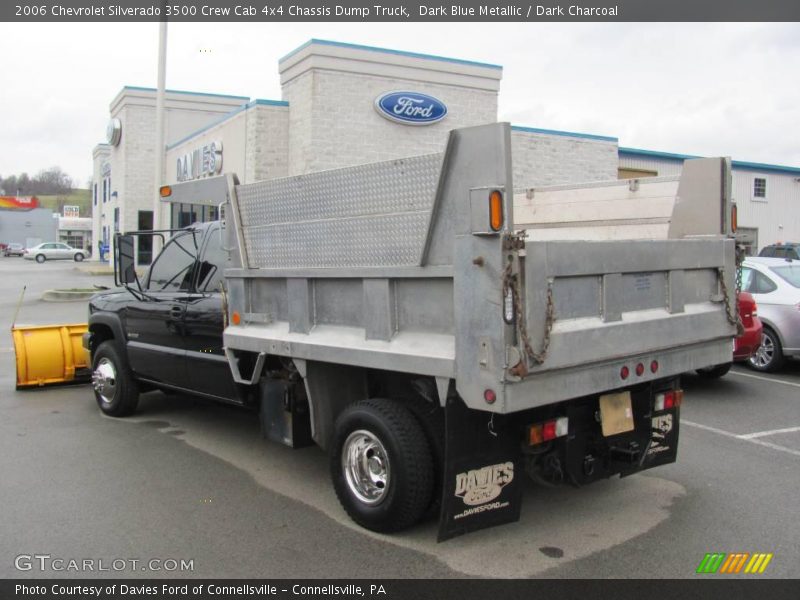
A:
<box><xmin>93</xmin><ymin>183</ymin><xmax>97</xmax><ymax>206</ymax></box>
<box><xmin>753</xmin><ymin>177</ymin><xmax>767</xmax><ymax>200</ymax></box>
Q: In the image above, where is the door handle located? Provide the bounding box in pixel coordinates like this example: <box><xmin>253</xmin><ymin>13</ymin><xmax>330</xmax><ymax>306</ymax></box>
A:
<box><xmin>170</xmin><ymin>306</ymin><xmax>183</xmax><ymax>317</ymax></box>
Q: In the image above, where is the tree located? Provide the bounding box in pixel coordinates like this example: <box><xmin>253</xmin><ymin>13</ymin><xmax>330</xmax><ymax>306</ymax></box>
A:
<box><xmin>14</xmin><ymin>174</ymin><xmax>31</xmax><ymax>195</ymax></box>
<box><xmin>5</xmin><ymin>175</ymin><xmax>15</xmax><ymax>194</ymax></box>
<box><xmin>33</xmin><ymin>166</ymin><xmax>73</xmax><ymax>195</ymax></box>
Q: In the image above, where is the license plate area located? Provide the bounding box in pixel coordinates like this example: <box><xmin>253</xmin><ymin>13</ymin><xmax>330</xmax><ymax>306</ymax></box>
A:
<box><xmin>599</xmin><ymin>391</ymin><xmax>634</xmax><ymax>437</ymax></box>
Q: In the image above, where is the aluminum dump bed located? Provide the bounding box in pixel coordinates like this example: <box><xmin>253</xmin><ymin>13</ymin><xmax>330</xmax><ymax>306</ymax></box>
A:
<box><xmin>222</xmin><ymin>122</ymin><xmax>737</xmax><ymax>414</ymax></box>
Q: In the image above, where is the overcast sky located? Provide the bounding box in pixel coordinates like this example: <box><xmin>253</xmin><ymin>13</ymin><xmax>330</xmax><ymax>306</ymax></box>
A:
<box><xmin>0</xmin><ymin>21</ymin><xmax>798</xmax><ymax>187</ymax></box>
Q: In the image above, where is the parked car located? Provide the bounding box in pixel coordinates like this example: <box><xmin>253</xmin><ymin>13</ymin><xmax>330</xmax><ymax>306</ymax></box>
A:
<box><xmin>696</xmin><ymin>291</ymin><xmax>762</xmax><ymax>378</ymax></box>
<box><xmin>759</xmin><ymin>243</ymin><xmax>800</xmax><ymax>260</ymax></box>
<box><xmin>741</xmin><ymin>257</ymin><xmax>800</xmax><ymax>372</ymax></box>
<box><xmin>23</xmin><ymin>242</ymin><xmax>85</xmax><ymax>263</ymax></box>
<box><xmin>4</xmin><ymin>243</ymin><xmax>25</xmax><ymax>257</ymax></box>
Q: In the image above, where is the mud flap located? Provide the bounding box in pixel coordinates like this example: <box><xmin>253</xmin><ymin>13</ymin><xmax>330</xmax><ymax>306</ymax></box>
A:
<box><xmin>437</xmin><ymin>396</ymin><xmax>523</xmax><ymax>541</ymax></box>
<box><xmin>641</xmin><ymin>408</ymin><xmax>681</xmax><ymax>470</ymax></box>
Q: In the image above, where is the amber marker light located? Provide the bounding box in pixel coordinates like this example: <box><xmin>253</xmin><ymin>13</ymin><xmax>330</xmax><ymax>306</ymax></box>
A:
<box><xmin>489</xmin><ymin>190</ymin><xmax>504</xmax><ymax>231</ymax></box>
<box><xmin>231</xmin><ymin>311</ymin><xmax>241</xmax><ymax>325</ymax></box>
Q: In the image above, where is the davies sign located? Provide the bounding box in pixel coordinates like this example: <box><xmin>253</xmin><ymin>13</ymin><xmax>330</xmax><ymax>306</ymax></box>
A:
<box><xmin>176</xmin><ymin>141</ymin><xmax>223</xmax><ymax>182</ymax></box>
<box><xmin>374</xmin><ymin>91</ymin><xmax>447</xmax><ymax>126</ymax></box>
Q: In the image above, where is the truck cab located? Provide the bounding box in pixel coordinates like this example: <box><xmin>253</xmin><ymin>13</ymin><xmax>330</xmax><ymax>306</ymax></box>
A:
<box><xmin>85</xmin><ymin>221</ymin><xmax>241</xmax><ymax>416</ymax></box>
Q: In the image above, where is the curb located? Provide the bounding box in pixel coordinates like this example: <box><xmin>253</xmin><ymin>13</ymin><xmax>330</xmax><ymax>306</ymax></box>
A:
<box><xmin>74</xmin><ymin>264</ymin><xmax>114</xmax><ymax>275</ymax></box>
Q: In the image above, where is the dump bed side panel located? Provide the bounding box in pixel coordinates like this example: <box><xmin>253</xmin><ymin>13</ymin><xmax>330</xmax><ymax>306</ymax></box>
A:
<box><xmin>223</xmin><ymin>150</ymin><xmax>462</xmax><ymax>380</ymax></box>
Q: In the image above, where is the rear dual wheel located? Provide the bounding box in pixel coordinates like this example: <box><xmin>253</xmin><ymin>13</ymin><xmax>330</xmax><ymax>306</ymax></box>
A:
<box><xmin>330</xmin><ymin>399</ymin><xmax>434</xmax><ymax>533</ymax></box>
<box><xmin>696</xmin><ymin>363</ymin><xmax>732</xmax><ymax>378</ymax></box>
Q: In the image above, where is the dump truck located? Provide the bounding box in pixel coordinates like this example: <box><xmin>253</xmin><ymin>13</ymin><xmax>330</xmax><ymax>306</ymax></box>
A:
<box><xmin>86</xmin><ymin>123</ymin><xmax>739</xmax><ymax>540</ymax></box>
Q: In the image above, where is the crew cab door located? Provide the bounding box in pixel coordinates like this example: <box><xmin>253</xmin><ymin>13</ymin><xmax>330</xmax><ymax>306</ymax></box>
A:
<box><xmin>182</xmin><ymin>225</ymin><xmax>239</xmax><ymax>401</ymax></box>
<box><xmin>124</xmin><ymin>230</ymin><xmax>199</xmax><ymax>388</ymax></box>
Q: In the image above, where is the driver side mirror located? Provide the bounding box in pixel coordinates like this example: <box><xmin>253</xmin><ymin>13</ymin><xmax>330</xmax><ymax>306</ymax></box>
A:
<box><xmin>116</xmin><ymin>235</ymin><xmax>137</xmax><ymax>285</ymax></box>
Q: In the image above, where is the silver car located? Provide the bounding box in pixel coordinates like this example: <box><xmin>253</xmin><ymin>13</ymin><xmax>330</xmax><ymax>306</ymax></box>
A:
<box><xmin>741</xmin><ymin>257</ymin><xmax>800</xmax><ymax>371</ymax></box>
<box><xmin>23</xmin><ymin>242</ymin><xmax>86</xmax><ymax>263</ymax></box>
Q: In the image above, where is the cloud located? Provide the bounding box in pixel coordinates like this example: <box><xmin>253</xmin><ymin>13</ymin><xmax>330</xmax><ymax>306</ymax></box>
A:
<box><xmin>0</xmin><ymin>22</ymin><xmax>797</xmax><ymax>184</ymax></box>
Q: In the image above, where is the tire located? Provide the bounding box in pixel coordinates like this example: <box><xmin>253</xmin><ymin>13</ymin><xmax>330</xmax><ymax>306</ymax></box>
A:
<box><xmin>403</xmin><ymin>396</ymin><xmax>445</xmax><ymax>519</ymax></box>
<box><xmin>748</xmin><ymin>327</ymin><xmax>785</xmax><ymax>372</ymax></box>
<box><xmin>35</xmin><ymin>254</ymin><xmax>45</xmax><ymax>263</ymax></box>
<box><xmin>74</xmin><ymin>253</ymin><xmax>84</xmax><ymax>262</ymax></box>
<box><xmin>696</xmin><ymin>363</ymin><xmax>732</xmax><ymax>378</ymax></box>
<box><xmin>330</xmin><ymin>399</ymin><xmax>434</xmax><ymax>533</ymax></box>
<box><xmin>91</xmin><ymin>341</ymin><xmax>140</xmax><ymax>417</ymax></box>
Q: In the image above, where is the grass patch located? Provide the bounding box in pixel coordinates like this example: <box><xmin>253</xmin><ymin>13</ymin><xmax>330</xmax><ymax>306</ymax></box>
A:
<box><xmin>37</xmin><ymin>189</ymin><xmax>91</xmax><ymax>217</ymax></box>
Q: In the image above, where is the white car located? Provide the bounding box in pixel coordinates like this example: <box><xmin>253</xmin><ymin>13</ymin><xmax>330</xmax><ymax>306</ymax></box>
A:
<box><xmin>741</xmin><ymin>257</ymin><xmax>800</xmax><ymax>371</ymax></box>
<box><xmin>24</xmin><ymin>242</ymin><xmax>86</xmax><ymax>263</ymax></box>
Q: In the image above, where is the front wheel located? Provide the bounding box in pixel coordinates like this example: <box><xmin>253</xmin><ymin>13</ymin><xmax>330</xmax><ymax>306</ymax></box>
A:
<box><xmin>91</xmin><ymin>341</ymin><xmax>139</xmax><ymax>416</ymax></box>
<box><xmin>330</xmin><ymin>399</ymin><xmax>433</xmax><ymax>533</ymax></box>
<box><xmin>35</xmin><ymin>254</ymin><xmax>45</xmax><ymax>263</ymax></box>
<box><xmin>74</xmin><ymin>253</ymin><xmax>84</xmax><ymax>262</ymax></box>
<box><xmin>749</xmin><ymin>328</ymin><xmax>784</xmax><ymax>372</ymax></box>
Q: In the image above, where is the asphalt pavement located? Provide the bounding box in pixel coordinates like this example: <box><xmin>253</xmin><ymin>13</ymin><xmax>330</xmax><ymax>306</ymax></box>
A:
<box><xmin>1</xmin><ymin>256</ymin><xmax>798</xmax><ymax>579</ymax></box>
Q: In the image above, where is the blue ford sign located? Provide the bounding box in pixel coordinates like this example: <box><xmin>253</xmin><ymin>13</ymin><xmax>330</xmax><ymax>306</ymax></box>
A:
<box><xmin>374</xmin><ymin>91</ymin><xmax>448</xmax><ymax>126</ymax></box>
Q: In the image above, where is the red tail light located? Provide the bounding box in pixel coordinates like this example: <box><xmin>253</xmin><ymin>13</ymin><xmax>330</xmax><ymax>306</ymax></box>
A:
<box><xmin>738</xmin><ymin>292</ymin><xmax>757</xmax><ymax>325</ymax></box>
<box><xmin>528</xmin><ymin>417</ymin><xmax>569</xmax><ymax>445</ymax></box>
<box><xmin>655</xmin><ymin>389</ymin><xmax>684</xmax><ymax>411</ymax></box>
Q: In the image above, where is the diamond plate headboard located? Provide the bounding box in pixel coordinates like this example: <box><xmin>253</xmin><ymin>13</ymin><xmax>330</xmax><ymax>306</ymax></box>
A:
<box><xmin>234</xmin><ymin>153</ymin><xmax>444</xmax><ymax>269</ymax></box>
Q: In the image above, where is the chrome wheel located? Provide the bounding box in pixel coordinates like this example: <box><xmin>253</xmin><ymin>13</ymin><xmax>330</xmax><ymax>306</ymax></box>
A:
<box><xmin>750</xmin><ymin>332</ymin><xmax>774</xmax><ymax>369</ymax></box>
<box><xmin>92</xmin><ymin>358</ymin><xmax>117</xmax><ymax>404</ymax></box>
<box><xmin>342</xmin><ymin>429</ymin><xmax>391</xmax><ymax>505</ymax></box>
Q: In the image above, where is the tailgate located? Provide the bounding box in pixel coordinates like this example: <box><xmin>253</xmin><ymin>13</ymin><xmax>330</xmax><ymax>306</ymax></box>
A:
<box><xmin>503</xmin><ymin>237</ymin><xmax>737</xmax><ymax>411</ymax></box>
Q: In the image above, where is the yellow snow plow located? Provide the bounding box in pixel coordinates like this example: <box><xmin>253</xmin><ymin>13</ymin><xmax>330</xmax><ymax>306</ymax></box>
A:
<box><xmin>12</xmin><ymin>323</ymin><xmax>90</xmax><ymax>389</ymax></box>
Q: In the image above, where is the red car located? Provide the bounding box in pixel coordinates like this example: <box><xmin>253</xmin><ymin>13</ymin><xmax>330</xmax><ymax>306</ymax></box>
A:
<box><xmin>696</xmin><ymin>291</ymin><xmax>762</xmax><ymax>378</ymax></box>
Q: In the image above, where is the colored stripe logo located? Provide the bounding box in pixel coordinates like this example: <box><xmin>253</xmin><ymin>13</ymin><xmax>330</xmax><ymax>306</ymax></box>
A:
<box><xmin>697</xmin><ymin>552</ymin><xmax>773</xmax><ymax>574</ymax></box>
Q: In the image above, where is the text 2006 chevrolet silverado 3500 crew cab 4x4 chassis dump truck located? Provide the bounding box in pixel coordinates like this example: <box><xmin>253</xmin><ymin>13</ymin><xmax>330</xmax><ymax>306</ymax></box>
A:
<box><xmin>86</xmin><ymin>123</ymin><xmax>738</xmax><ymax>540</ymax></box>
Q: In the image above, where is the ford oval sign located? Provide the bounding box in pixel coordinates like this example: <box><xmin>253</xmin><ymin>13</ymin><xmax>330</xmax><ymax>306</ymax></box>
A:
<box><xmin>374</xmin><ymin>91</ymin><xmax>448</xmax><ymax>126</ymax></box>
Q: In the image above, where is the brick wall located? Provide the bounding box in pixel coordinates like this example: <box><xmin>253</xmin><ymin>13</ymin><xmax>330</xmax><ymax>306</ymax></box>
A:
<box><xmin>511</xmin><ymin>130</ymin><xmax>619</xmax><ymax>187</ymax></box>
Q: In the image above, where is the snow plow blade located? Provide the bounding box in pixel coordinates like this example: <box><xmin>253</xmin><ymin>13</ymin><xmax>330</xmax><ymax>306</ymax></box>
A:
<box><xmin>12</xmin><ymin>323</ymin><xmax>90</xmax><ymax>389</ymax></box>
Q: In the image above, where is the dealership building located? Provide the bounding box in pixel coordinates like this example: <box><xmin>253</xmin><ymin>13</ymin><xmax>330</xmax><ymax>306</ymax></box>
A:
<box><xmin>92</xmin><ymin>39</ymin><xmax>799</xmax><ymax>264</ymax></box>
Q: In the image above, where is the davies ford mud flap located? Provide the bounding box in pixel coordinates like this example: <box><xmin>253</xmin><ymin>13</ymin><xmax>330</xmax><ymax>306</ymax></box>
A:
<box><xmin>437</xmin><ymin>396</ymin><xmax>524</xmax><ymax>542</ymax></box>
<box><xmin>638</xmin><ymin>409</ymin><xmax>680</xmax><ymax>472</ymax></box>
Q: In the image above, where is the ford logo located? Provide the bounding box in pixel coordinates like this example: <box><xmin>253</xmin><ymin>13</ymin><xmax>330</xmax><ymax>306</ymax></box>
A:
<box><xmin>374</xmin><ymin>91</ymin><xmax>448</xmax><ymax>126</ymax></box>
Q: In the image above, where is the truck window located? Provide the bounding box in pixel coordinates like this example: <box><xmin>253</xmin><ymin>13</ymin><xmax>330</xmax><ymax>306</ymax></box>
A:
<box><xmin>147</xmin><ymin>232</ymin><xmax>198</xmax><ymax>291</ymax></box>
<box><xmin>197</xmin><ymin>227</ymin><xmax>226</xmax><ymax>292</ymax></box>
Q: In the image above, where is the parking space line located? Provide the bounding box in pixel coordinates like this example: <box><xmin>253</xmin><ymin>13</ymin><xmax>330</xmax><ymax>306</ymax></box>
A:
<box><xmin>729</xmin><ymin>370</ymin><xmax>800</xmax><ymax>389</ymax></box>
<box><xmin>739</xmin><ymin>426</ymin><xmax>800</xmax><ymax>440</ymax></box>
<box><xmin>682</xmin><ymin>419</ymin><xmax>800</xmax><ymax>458</ymax></box>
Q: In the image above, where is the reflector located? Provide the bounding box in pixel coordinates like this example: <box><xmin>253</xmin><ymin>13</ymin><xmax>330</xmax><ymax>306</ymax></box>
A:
<box><xmin>489</xmin><ymin>190</ymin><xmax>503</xmax><ymax>231</ymax></box>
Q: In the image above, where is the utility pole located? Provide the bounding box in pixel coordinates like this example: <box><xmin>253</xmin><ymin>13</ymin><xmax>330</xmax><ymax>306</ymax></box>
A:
<box><xmin>153</xmin><ymin>21</ymin><xmax>168</xmax><ymax>254</ymax></box>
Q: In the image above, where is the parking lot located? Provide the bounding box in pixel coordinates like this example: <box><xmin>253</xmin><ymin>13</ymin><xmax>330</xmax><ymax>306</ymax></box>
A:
<box><xmin>1</xmin><ymin>257</ymin><xmax>798</xmax><ymax>579</ymax></box>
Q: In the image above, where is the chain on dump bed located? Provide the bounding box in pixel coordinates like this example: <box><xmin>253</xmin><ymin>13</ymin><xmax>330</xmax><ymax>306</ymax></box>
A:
<box><xmin>502</xmin><ymin>233</ymin><xmax>555</xmax><ymax>365</ymax></box>
<box><xmin>717</xmin><ymin>243</ymin><xmax>745</xmax><ymax>336</ymax></box>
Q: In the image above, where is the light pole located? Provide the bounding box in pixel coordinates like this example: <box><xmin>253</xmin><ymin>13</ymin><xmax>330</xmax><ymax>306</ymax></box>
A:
<box><xmin>152</xmin><ymin>21</ymin><xmax>168</xmax><ymax>255</ymax></box>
